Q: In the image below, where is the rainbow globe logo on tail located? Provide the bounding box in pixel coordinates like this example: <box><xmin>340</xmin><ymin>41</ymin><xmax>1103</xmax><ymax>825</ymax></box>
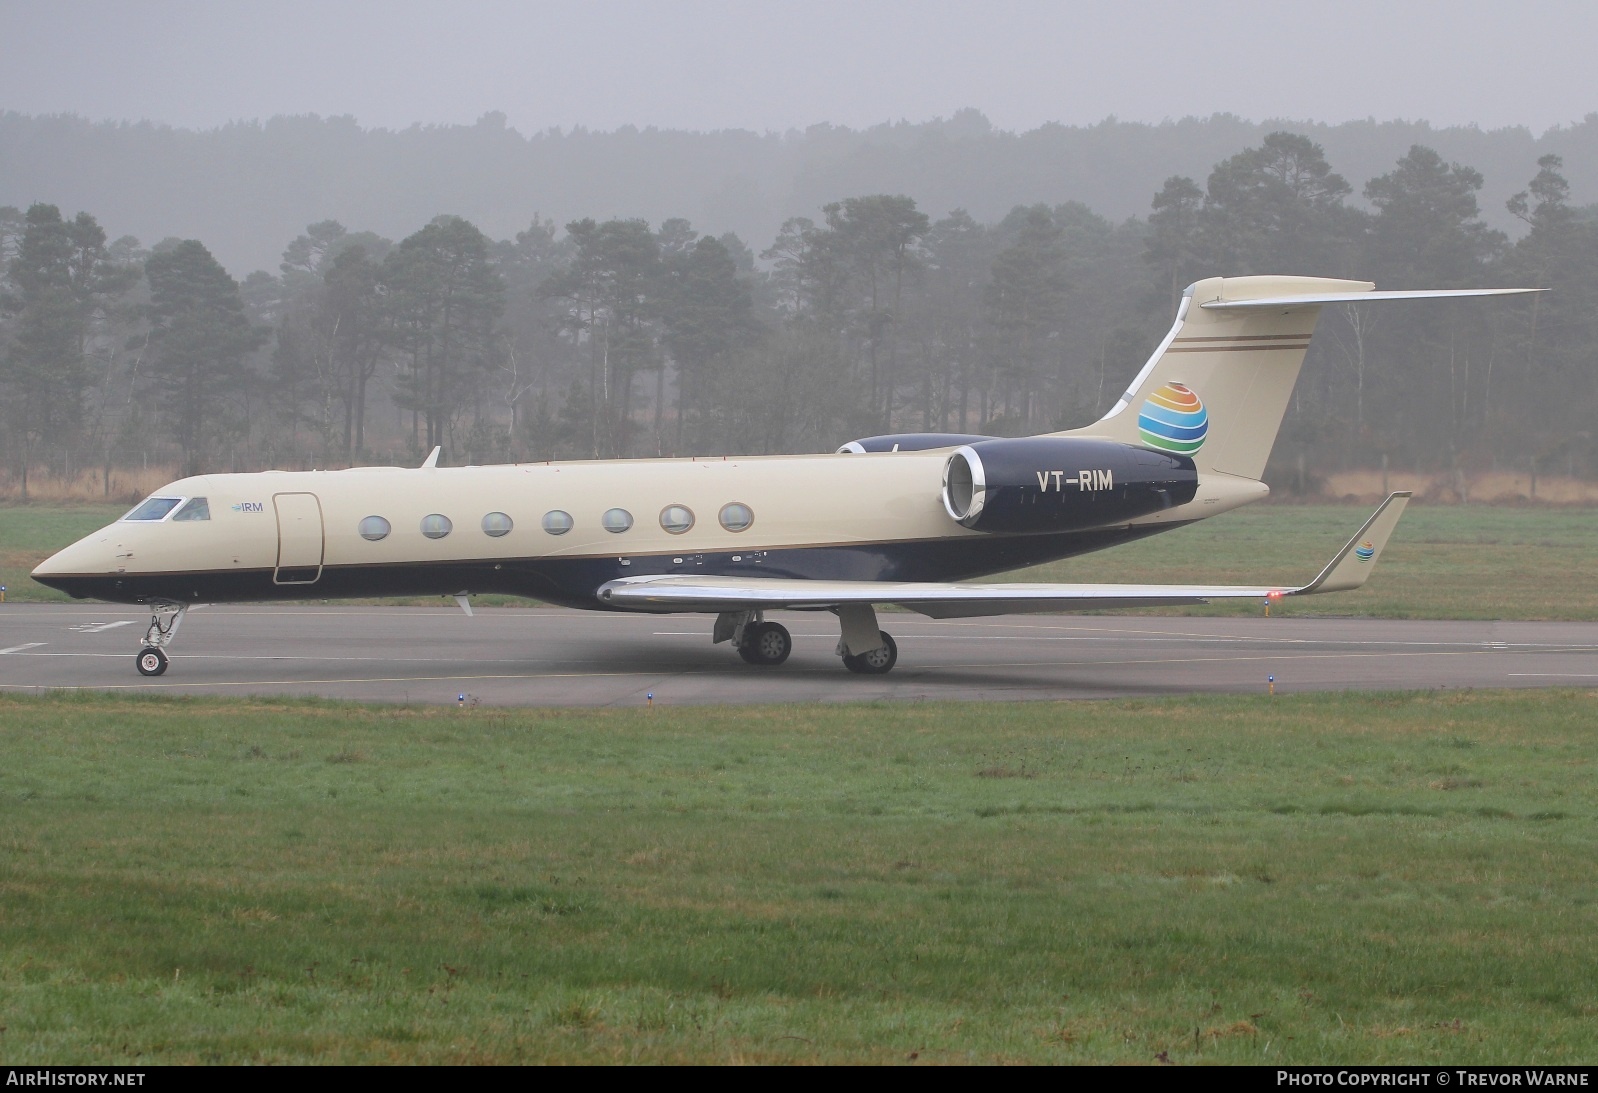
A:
<box><xmin>1355</xmin><ymin>541</ymin><xmax>1375</xmax><ymax>562</ymax></box>
<box><xmin>1138</xmin><ymin>383</ymin><xmax>1208</xmax><ymax>455</ymax></box>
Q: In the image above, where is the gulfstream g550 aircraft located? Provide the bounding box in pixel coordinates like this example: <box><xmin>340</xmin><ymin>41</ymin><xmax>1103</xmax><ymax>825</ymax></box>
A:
<box><xmin>33</xmin><ymin>276</ymin><xmax>1534</xmax><ymax>677</ymax></box>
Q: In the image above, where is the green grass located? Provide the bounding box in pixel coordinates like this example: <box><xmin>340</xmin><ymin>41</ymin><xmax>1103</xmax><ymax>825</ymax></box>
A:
<box><xmin>2</xmin><ymin>689</ymin><xmax>1596</xmax><ymax>1063</ymax></box>
<box><xmin>6</xmin><ymin>502</ymin><xmax>1596</xmax><ymax>619</ymax></box>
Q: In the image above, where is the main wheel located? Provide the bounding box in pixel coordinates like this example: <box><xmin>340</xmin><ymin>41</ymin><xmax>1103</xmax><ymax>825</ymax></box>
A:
<box><xmin>737</xmin><ymin>621</ymin><xmax>792</xmax><ymax>666</ymax></box>
<box><xmin>842</xmin><ymin>631</ymin><xmax>897</xmax><ymax>675</ymax></box>
<box><xmin>136</xmin><ymin>647</ymin><xmax>168</xmax><ymax>677</ymax></box>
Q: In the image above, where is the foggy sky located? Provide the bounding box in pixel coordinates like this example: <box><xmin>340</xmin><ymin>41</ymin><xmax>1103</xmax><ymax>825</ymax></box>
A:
<box><xmin>2</xmin><ymin>0</ymin><xmax>1596</xmax><ymax>136</ymax></box>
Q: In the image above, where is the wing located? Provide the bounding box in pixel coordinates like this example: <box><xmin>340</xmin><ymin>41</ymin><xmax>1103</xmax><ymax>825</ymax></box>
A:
<box><xmin>597</xmin><ymin>493</ymin><xmax>1411</xmax><ymax>618</ymax></box>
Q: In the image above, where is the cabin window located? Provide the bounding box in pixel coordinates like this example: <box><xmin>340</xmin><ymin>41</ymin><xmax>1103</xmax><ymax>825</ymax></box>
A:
<box><xmin>541</xmin><ymin>510</ymin><xmax>573</xmax><ymax>535</ymax></box>
<box><xmin>172</xmin><ymin>497</ymin><xmax>211</xmax><ymax>522</ymax></box>
<box><xmin>358</xmin><ymin>515</ymin><xmax>391</xmax><ymax>541</ymax></box>
<box><xmin>660</xmin><ymin>504</ymin><xmax>694</xmax><ymax>534</ymax></box>
<box><xmin>481</xmin><ymin>511</ymin><xmax>513</xmax><ymax>537</ymax></box>
<box><xmin>123</xmin><ymin>496</ymin><xmax>183</xmax><ymax>522</ymax></box>
<box><xmin>719</xmin><ymin>502</ymin><xmax>754</xmax><ymax>532</ymax></box>
<box><xmin>602</xmin><ymin>508</ymin><xmax>633</xmax><ymax>534</ymax></box>
<box><xmin>421</xmin><ymin>514</ymin><xmax>453</xmax><ymax>539</ymax></box>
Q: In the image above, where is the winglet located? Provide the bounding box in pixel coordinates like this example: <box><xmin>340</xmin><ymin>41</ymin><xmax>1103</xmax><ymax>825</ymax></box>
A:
<box><xmin>1290</xmin><ymin>492</ymin><xmax>1411</xmax><ymax>596</ymax></box>
<box><xmin>420</xmin><ymin>446</ymin><xmax>442</xmax><ymax>469</ymax></box>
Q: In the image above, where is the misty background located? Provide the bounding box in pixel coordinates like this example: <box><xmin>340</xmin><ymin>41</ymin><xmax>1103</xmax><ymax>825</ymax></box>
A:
<box><xmin>1</xmin><ymin>0</ymin><xmax>1595</xmax><ymax>496</ymax></box>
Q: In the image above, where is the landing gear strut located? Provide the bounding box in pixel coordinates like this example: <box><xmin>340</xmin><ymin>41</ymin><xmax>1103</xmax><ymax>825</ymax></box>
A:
<box><xmin>835</xmin><ymin>604</ymin><xmax>897</xmax><ymax>675</ymax></box>
<box><xmin>135</xmin><ymin>602</ymin><xmax>186</xmax><ymax>677</ymax></box>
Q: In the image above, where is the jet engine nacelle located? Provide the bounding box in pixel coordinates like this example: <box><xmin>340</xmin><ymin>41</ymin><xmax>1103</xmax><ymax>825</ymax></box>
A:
<box><xmin>941</xmin><ymin>437</ymin><xmax>1198</xmax><ymax>532</ymax></box>
<box><xmin>838</xmin><ymin>432</ymin><xmax>997</xmax><ymax>454</ymax></box>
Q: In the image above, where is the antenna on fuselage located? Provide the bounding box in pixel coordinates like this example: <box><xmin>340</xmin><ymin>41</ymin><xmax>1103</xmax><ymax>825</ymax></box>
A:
<box><xmin>420</xmin><ymin>446</ymin><xmax>441</xmax><ymax>469</ymax></box>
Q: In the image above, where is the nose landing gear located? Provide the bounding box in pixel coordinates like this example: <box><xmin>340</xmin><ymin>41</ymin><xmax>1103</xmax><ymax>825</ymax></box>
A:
<box><xmin>135</xmin><ymin>602</ymin><xmax>186</xmax><ymax>676</ymax></box>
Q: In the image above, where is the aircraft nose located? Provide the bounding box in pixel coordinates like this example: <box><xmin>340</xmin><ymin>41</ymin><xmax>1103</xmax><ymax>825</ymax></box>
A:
<box><xmin>30</xmin><ymin>534</ymin><xmax>114</xmax><ymax>596</ymax></box>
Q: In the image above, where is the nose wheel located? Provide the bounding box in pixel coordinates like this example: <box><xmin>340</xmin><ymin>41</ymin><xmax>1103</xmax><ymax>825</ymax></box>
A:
<box><xmin>133</xmin><ymin>602</ymin><xmax>186</xmax><ymax>676</ymax></box>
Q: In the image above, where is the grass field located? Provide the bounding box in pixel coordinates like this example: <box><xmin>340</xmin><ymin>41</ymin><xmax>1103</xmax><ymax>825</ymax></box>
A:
<box><xmin>4</xmin><ymin>501</ymin><xmax>1595</xmax><ymax>620</ymax></box>
<box><xmin>2</xmin><ymin>689</ymin><xmax>1595</xmax><ymax>1064</ymax></box>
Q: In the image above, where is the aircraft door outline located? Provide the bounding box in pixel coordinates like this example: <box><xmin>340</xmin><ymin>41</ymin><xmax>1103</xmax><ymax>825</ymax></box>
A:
<box><xmin>273</xmin><ymin>492</ymin><xmax>324</xmax><ymax>585</ymax></box>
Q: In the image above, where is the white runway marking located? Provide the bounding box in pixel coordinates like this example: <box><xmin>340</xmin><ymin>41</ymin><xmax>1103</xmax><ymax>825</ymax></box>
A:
<box><xmin>69</xmin><ymin>620</ymin><xmax>136</xmax><ymax>633</ymax></box>
<box><xmin>0</xmin><ymin>643</ymin><xmax>47</xmax><ymax>655</ymax></box>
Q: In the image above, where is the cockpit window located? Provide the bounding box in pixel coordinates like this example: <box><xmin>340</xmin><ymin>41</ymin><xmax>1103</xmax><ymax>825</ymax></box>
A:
<box><xmin>123</xmin><ymin>496</ymin><xmax>184</xmax><ymax>522</ymax></box>
<box><xmin>172</xmin><ymin>497</ymin><xmax>211</xmax><ymax>522</ymax></box>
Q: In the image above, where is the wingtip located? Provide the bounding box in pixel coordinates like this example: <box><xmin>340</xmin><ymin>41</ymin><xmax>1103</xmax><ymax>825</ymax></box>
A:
<box><xmin>1293</xmin><ymin>492</ymin><xmax>1412</xmax><ymax>595</ymax></box>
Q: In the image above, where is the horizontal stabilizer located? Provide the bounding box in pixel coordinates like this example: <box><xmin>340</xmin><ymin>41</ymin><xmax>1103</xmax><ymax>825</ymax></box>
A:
<box><xmin>594</xmin><ymin>494</ymin><xmax>1412</xmax><ymax>617</ymax></box>
<box><xmin>1203</xmin><ymin>288</ymin><xmax>1539</xmax><ymax>312</ymax></box>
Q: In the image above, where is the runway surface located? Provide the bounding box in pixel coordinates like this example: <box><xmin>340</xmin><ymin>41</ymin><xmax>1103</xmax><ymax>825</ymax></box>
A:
<box><xmin>2</xmin><ymin>603</ymin><xmax>1596</xmax><ymax>707</ymax></box>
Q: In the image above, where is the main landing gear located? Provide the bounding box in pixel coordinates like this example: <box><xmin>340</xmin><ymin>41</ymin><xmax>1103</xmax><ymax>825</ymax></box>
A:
<box><xmin>842</xmin><ymin>631</ymin><xmax>897</xmax><ymax>675</ymax></box>
<box><xmin>834</xmin><ymin>603</ymin><xmax>897</xmax><ymax>675</ymax></box>
<box><xmin>715</xmin><ymin>610</ymin><xmax>793</xmax><ymax>666</ymax></box>
<box><xmin>737</xmin><ymin>620</ymin><xmax>793</xmax><ymax>666</ymax></box>
<box><xmin>712</xmin><ymin>605</ymin><xmax>899</xmax><ymax>675</ymax></box>
<box><xmin>135</xmin><ymin>602</ymin><xmax>186</xmax><ymax>676</ymax></box>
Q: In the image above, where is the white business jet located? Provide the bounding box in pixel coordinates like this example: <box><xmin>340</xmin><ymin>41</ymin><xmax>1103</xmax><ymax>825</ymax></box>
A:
<box><xmin>32</xmin><ymin>276</ymin><xmax>1533</xmax><ymax>677</ymax></box>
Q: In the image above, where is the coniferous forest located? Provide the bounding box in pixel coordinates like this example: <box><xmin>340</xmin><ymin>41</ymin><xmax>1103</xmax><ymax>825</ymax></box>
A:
<box><xmin>2</xmin><ymin>114</ymin><xmax>1596</xmax><ymax>496</ymax></box>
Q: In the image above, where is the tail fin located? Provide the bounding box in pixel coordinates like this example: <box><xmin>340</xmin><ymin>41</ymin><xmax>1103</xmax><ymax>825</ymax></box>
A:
<box><xmin>1070</xmin><ymin>275</ymin><xmax>1366</xmax><ymax>480</ymax></box>
<box><xmin>1068</xmin><ymin>277</ymin><xmax>1538</xmax><ymax>481</ymax></box>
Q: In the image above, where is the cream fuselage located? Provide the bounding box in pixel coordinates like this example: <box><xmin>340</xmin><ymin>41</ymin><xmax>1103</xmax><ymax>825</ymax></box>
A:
<box><xmin>32</xmin><ymin>449</ymin><xmax>1266</xmax><ymax>609</ymax></box>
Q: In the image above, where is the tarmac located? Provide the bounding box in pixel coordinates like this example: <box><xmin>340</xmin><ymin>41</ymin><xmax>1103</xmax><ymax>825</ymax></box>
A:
<box><xmin>2</xmin><ymin>602</ymin><xmax>1596</xmax><ymax>707</ymax></box>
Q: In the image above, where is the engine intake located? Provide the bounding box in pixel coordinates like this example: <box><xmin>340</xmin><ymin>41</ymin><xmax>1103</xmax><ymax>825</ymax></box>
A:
<box><xmin>942</xmin><ymin>437</ymin><xmax>1198</xmax><ymax>532</ymax></box>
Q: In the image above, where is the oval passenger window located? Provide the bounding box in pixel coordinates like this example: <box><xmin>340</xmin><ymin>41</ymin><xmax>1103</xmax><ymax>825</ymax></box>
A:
<box><xmin>541</xmin><ymin>510</ymin><xmax>574</xmax><ymax>535</ymax></box>
<box><xmin>602</xmin><ymin>508</ymin><xmax>633</xmax><ymax>534</ymax></box>
<box><xmin>358</xmin><ymin>515</ymin><xmax>391</xmax><ymax>541</ymax></box>
<box><xmin>660</xmin><ymin>504</ymin><xmax>694</xmax><ymax>534</ymax></box>
<box><xmin>481</xmin><ymin>511</ymin><xmax>513</xmax><ymax>537</ymax></box>
<box><xmin>421</xmin><ymin>514</ymin><xmax>453</xmax><ymax>539</ymax></box>
<box><xmin>719</xmin><ymin>502</ymin><xmax>754</xmax><ymax>532</ymax></box>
